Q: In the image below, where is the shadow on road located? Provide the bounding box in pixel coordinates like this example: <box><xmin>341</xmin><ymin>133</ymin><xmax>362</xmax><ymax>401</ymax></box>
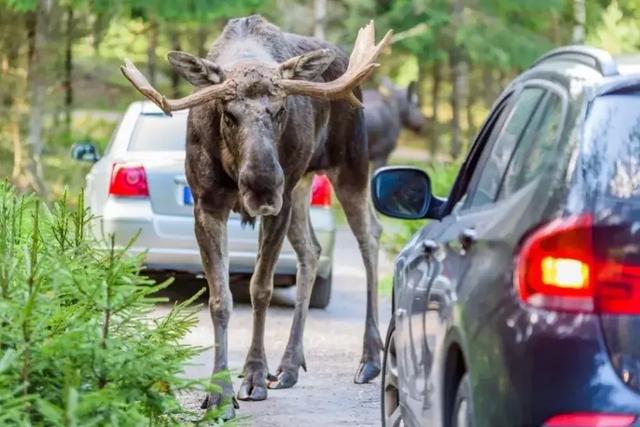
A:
<box><xmin>147</xmin><ymin>272</ymin><xmax>299</xmax><ymax>308</ymax></box>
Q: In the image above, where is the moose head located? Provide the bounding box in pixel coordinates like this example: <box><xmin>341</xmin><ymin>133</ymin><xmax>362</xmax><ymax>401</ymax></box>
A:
<box><xmin>403</xmin><ymin>81</ymin><xmax>425</xmax><ymax>133</ymax></box>
<box><xmin>121</xmin><ymin>21</ymin><xmax>391</xmax><ymax>217</ymax></box>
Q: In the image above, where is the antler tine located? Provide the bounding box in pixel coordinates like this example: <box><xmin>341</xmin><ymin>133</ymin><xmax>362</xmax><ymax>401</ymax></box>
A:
<box><xmin>121</xmin><ymin>59</ymin><xmax>172</xmax><ymax>115</ymax></box>
<box><xmin>348</xmin><ymin>20</ymin><xmax>375</xmax><ymax>72</ymax></box>
<box><xmin>279</xmin><ymin>21</ymin><xmax>392</xmax><ymax>108</ymax></box>
<box><xmin>120</xmin><ymin>59</ymin><xmax>236</xmax><ymax>115</ymax></box>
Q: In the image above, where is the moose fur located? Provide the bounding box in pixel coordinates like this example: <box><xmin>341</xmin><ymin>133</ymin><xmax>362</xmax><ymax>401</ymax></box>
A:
<box><xmin>364</xmin><ymin>79</ymin><xmax>426</xmax><ymax>171</ymax></box>
<box><xmin>167</xmin><ymin>15</ymin><xmax>384</xmax><ymax>417</ymax></box>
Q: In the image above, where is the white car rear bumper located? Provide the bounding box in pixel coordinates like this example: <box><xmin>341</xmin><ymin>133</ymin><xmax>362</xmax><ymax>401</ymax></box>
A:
<box><xmin>93</xmin><ymin>197</ymin><xmax>335</xmax><ymax>278</ymax></box>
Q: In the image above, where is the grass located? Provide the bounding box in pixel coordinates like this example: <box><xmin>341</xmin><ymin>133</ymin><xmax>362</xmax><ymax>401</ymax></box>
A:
<box><xmin>1</xmin><ymin>113</ymin><xmax>119</xmax><ymax>202</ymax></box>
<box><xmin>379</xmin><ymin>274</ymin><xmax>394</xmax><ymax>297</ymax></box>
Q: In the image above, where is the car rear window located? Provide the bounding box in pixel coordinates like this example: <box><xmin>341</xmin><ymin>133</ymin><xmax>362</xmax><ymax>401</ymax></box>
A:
<box><xmin>128</xmin><ymin>114</ymin><xmax>187</xmax><ymax>151</ymax></box>
<box><xmin>583</xmin><ymin>93</ymin><xmax>640</xmax><ymax>199</ymax></box>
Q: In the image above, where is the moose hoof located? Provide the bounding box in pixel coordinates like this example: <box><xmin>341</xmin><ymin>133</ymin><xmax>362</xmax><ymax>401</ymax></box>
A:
<box><xmin>267</xmin><ymin>368</ymin><xmax>299</xmax><ymax>389</ymax></box>
<box><xmin>200</xmin><ymin>393</ymin><xmax>238</xmax><ymax>420</ymax></box>
<box><xmin>354</xmin><ymin>360</ymin><xmax>381</xmax><ymax>384</ymax></box>
<box><xmin>237</xmin><ymin>381</ymin><xmax>268</xmax><ymax>401</ymax></box>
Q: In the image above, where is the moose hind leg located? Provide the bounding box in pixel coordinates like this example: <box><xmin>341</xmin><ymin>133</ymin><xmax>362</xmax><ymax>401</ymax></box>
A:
<box><xmin>269</xmin><ymin>175</ymin><xmax>320</xmax><ymax>390</ymax></box>
<box><xmin>331</xmin><ymin>173</ymin><xmax>384</xmax><ymax>384</ymax></box>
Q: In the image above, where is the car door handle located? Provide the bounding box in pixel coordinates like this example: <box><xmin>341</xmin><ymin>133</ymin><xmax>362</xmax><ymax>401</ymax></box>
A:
<box><xmin>459</xmin><ymin>228</ymin><xmax>477</xmax><ymax>251</ymax></box>
<box><xmin>422</xmin><ymin>240</ymin><xmax>440</xmax><ymax>255</ymax></box>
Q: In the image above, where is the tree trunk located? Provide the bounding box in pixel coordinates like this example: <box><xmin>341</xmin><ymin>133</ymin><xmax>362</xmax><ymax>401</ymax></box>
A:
<box><xmin>450</xmin><ymin>55</ymin><xmax>467</xmax><ymax>159</ymax></box>
<box><xmin>10</xmin><ymin>120</ymin><xmax>22</xmax><ymax>182</ymax></box>
<box><xmin>449</xmin><ymin>0</ymin><xmax>467</xmax><ymax>159</ymax></box>
<box><xmin>1</xmin><ymin>12</ymin><xmax>24</xmax><ymax>184</ymax></box>
<box><xmin>313</xmin><ymin>0</ymin><xmax>327</xmax><ymax>39</ymax></box>
<box><xmin>430</xmin><ymin>60</ymin><xmax>441</xmax><ymax>155</ymax></box>
<box><xmin>572</xmin><ymin>0</ymin><xmax>586</xmax><ymax>44</ymax></box>
<box><xmin>169</xmin><ymin>28</ymin><xmax>182</xmax><ymax>98</ymax></box>
<box><xmin>482</xmin><ymin>66</ymin><xmax>494</xmax><ymax>107</ymax></box>
<box><xmin>147</xmin><ymin>17</ymin><xmax>159</xmax><ymax>86</ymax></box>
<box><xmin>196</xmin><ymin>25</ymin><xmax>208</xmax><ymax>58</ymax></box>
<box><xmin>20</xmin><ymin>0</ymin><xmax>52</xmax><ymax>197</ymax></box>
<box><xmin>466</xmin><ymin>64</ymin><xmax>475</xmax><ymax>141</ymax></box>
<box><xmin>63</xmin><ymin>6</ymin><xmax>73</xmax><ymax>136</ymax></box>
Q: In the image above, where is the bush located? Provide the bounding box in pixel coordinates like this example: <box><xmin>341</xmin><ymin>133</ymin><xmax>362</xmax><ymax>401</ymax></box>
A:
<box><xmin>0</xmin><ymin>183</ymin><xmax>224</xmax><ymax>426</ymax></box>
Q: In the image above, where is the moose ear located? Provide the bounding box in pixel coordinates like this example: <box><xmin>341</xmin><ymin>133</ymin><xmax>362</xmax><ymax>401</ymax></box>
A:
<box><xmin>167</xmin><ymin>51</ymin><xmax>224</xmax><ymax>87</ymax></box>
<box><xmin>279</xmin><ymin>49</ymin><xmax>336</xmax><ymax>81</ymax></box>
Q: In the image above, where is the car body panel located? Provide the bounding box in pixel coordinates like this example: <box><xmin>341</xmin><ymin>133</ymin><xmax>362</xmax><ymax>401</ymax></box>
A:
<box><xmin>387</xmin><ymin>52</ymin><xmax>640</xmax><ymax>427</ymax></box>
<box><xmin>577</xmin><ymin>84</ymin><xmax>640</xmax><ymax>394</ymax></box>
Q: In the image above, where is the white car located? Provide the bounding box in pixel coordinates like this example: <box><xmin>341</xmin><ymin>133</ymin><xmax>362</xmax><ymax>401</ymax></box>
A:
<box><xmin>73</xmin><ymin>101</ymin><xmax>336</xmax><ymax>308</ymax></box>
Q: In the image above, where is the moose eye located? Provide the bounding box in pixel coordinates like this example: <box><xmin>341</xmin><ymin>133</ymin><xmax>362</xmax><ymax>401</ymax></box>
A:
<box><xmin>222</xmin><ymin>111</ymin><xmax>237</xmax><ymax>127</ymax></box>
<box><xmin>274</xmin><ymin>107</ymin><xmax>286</xmax><ymax>122</ymax></box>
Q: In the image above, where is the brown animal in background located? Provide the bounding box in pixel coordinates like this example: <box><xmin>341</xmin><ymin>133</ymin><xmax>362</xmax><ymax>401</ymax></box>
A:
<box><xmin>364</xmin><ymin>79</ymin><xmax>426</xmax><ymax>171</ymax></box>
<box><xmin>121</xmin><ymin>15</ymin><xmax>391</xmax><ymax>419</ymax></box>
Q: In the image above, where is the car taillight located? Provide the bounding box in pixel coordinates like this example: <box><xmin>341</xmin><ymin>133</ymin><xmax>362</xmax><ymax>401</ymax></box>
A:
<box><xmin>544</xmin><ymin>412</ymin><xmax>637</xmax><ymax>427</ymax></box>
<box><xmin>108</xmin><ymin>164</ymin><xmax>149</xmax><ymax>197</ymax></box>
<box><xmin>516</xmin><ymin>214</ymin><xmax>640</xmax><ymax>314</ymax></box>
<box><xmin>310</xmin><ymin>174</ymin><xmax>332</xmax><ymax>207</ymax></box>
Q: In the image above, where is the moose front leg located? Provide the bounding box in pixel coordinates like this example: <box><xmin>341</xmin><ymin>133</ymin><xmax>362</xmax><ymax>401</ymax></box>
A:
<box><xmin>194</xmin><ymin>203</ymin><xmax>238</xmax><ymax>418</ymax></box>
<box><xmin>269</xmin><ymin>175</ymin><xmax>319</xmax><ymax>389</ymax></box>
<box><xmin>237</xmin><ymin>202</ymin><xmax>292</xmax><ymax>401</ymax></box>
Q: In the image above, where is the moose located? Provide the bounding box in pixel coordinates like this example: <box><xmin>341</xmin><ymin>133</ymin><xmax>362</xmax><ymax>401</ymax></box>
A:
<box><xmin>120</xmin><ymin>15</ymin><xmax>391</xmax><ymax>418</ymax></box>
<box><xmin>364</xmin><ymin>78</ymin><xmax>426</xmax><ymax>171</ymax></box>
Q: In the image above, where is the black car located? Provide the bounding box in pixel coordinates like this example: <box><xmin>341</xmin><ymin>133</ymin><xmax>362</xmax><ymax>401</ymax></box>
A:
<box><xmin>373</xmin><ymin>46</ymin><xmax>640</xmax><ymax>427</ymax></box>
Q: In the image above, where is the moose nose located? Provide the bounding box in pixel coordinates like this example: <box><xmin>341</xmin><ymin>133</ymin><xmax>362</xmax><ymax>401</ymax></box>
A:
<box><xmin>239</xmin><ymin>168</ymin><xmax>284</xmax><ymax>194</ymax></box>
<box><xmin>240</xmin><ymin>190</ymin><xmax>283</xmax><ymax>217</ymax></box>
<box><xmin>255</xmin><ymin>204</ymin><xmax>279</xmax><ymax>216</ymax></box>
<box><xmin>238</xmin><ymin>167</ymin><xmax>285</xmax><ymax>217</ymax></box>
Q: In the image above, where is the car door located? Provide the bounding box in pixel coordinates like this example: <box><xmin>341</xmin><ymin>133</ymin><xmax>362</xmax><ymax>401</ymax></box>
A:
<box><xmin>395</xmin><ymin>88</ymin><xmax>518</xmax><ymax>426</ymax></box>
<box><xmin>423</xmin><ymin>82</ymin><xmax>568</xmax><ymax>427</ymax></box>
<box><xmin>423</xmin><ymin>82</ymin><xmax>568</xmax><ymax>425</ymax></box>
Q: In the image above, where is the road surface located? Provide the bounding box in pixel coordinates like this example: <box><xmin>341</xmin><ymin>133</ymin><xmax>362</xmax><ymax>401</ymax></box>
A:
<box><xmin>157</xmin><ymin>227</ymin><xmax>393</xmax><ymax>426</ymax></box>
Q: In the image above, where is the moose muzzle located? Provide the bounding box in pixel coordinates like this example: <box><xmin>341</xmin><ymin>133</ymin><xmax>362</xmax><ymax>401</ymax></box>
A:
<box><xmin>238</xmin><ymin>161</ymin><xmax>285</xmax><ymax>217</ymax></box>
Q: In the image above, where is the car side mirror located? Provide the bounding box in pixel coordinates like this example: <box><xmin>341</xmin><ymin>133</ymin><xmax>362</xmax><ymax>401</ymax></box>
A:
<box><xmin>371</xmin><ymin>167</ymin><xmax>432</xmax><ymax>220</ymax></box>
<box><xmin>70</xmin><ymin>142</ymin><xmax>100</xmax><ymax>163</ymax></box>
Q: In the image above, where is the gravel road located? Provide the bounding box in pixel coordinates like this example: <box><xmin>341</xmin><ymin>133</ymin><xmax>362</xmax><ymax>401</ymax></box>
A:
<box><xmin>157</xmin><ymin>227</ymin><xmax>392</xmax><ymax>426</ymax></box>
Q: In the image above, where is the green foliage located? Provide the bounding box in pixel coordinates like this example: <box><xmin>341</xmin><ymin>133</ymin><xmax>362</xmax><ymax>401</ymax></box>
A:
<box><xmin>588</xmin><ymin>0</ymin><xmax>640</xmax><ymax>52</ymax></box>
<box><xmin>0</xmin><ymin>183</ymin><xmax>226</xmax><ymax>426</ymax></box>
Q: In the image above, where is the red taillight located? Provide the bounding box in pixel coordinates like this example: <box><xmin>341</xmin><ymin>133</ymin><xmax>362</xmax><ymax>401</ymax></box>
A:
<box><xmin>544</xmin><ymin>412</ymin><xmax>637</xmax><ymax>427</ymax></box>
<box><xmin>310</xmin><ymin>174</ymin><xmax>332</xmax><ymax>207</ymax></box>
<box><xmin>108</xmin><ymin>164</ymin><xmax>149</xmax><ymax>197</ymax></box>
<box><xmin>517</xmin><ymin>215</ymin><xmax>594</xmax><ymax>312</ymax></box>
<box><xmin>516</xmin><ymin>214</ymin><xmax>640</xmax><ymax>314</ymax></box>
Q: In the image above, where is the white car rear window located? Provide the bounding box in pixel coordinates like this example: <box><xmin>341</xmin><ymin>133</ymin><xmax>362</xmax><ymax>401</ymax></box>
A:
<box><xmin>128</xmin><ymin>114</ymin><xmax>187</xmax><ymax>151</ymax></box>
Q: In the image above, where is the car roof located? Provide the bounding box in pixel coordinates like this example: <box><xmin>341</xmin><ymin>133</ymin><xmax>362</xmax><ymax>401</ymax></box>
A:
<box><xmin>502</xmin><ymin>45</ymin><xmax>640</xmax><ymax>103</ymax></box>
<box><xmin>614</xmin><ymin>54</ymin><xmax>640</xmax><ymax>76</ymax></box>
<box><xmin>528</xmin><ymin>45</ymin><xmax>640</xmax><ymax>83</ymax></box>
<box><xmin>140</xmin><ymin>101</ymin><xmax>189</xmax><ymax>116</ymax></box>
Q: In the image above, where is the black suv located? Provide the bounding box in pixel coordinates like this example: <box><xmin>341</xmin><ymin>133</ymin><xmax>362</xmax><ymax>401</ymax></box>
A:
<box><xmin>373</xmin><ymin>46</ymin><xmax>640</xmax><ymax>427</ymax></box>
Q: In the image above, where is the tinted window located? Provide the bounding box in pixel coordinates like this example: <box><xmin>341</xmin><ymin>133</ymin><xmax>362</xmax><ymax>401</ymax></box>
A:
<box><xmin>466</xmin><ymin>87</ymin><xmax>545</xmax><ymax>209</ymax></box>
<box><xmin>500</xmin><ymin>93</ymin><xmax>564</xmax><ymax>198</ymax></box>
<box><xmin>128</xmin><ymin>114</ymin><xmax>187</xmax><ymax>151</ymax></box>
<box><xmin>583</xmin><ymin>93</ymin><xmax>640</xmax><ymax>199</ymax></box>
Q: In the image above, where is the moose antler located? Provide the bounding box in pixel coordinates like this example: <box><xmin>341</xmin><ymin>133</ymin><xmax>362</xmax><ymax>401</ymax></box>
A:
<box><xmin>120</xmin><ymin>59</ymin><xmax>236</xmax><ymax>116</ymax></box>
<box><xmin>279</xmin><ymin>21</ymin><xmax>393</xmax><ymax>108</ymax></box>
<box><xmin>120</xmin><ymin>21</ymin><xmax>391</xmax><ymax>113</ymax></box>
